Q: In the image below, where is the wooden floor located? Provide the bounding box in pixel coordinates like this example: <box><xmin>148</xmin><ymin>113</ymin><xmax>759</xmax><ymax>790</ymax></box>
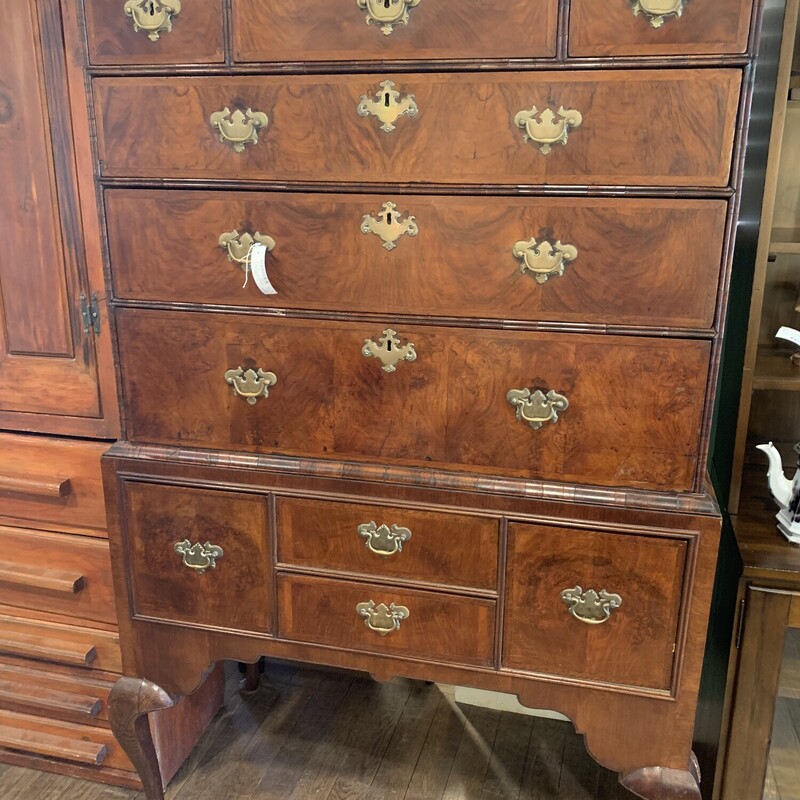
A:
<box><xmin>0</xmin><ymin>661</ymin><xmax>637</xmax><ymax>800</ymax></box>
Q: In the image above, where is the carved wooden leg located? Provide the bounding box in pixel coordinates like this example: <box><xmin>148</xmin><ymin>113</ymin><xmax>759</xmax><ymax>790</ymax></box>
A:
<box><xmin>621</xmin><ymin>753</ymin><xmax>702</xmax><ymax>800</ymax></box>
<box><xmin>109</xmin><ymin>676</ymin><xmax>175</xmax><ymax>800</ymax></box>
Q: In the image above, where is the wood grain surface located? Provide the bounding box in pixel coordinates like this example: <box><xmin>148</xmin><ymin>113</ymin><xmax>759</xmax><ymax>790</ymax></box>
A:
<box><xmin>106</xmin><ymin>189</ymin><xmax>728</xmax><ymax>330</ymax></box>
<box><xmin>93</xmin><ymin>69</ymin><xmax>741</xmax><ymax>187</ymax></box>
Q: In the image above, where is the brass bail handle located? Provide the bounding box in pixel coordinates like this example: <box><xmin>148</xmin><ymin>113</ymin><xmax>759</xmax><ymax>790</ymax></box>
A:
<box><xmin>224</xmin><ymin>367</ymin><xmax>277</xmax><ymax>404</ymax></box>
<box><xmin>209</xmin><ymin>107</ymin><xmax>269</xmax><ymax>152</ymax></box>
<box><xmin>356</xmin><ymin>600</ymin><xmax>410</xmax><ymax>635</ymax></box>
<box><xmin>560</xmin><ymin>586</ymin><xmax>622</xmax><ymax>625</ymax></box>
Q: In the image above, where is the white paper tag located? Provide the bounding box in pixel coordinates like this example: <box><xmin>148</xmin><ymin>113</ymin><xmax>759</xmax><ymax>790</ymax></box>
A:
<box><xmin>249</xmin><ymin>243</ymin><xmax>278</xmax><ymax>296</ymax></box>
<box><xmin>776</xmin><ymin>326</ymin><xmax>800</xmax><ymax>348</ymax></box>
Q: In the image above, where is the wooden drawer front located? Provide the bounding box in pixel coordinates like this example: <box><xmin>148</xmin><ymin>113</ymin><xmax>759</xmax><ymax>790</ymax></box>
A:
<box><xmin>83</xmin><ymin>0</ymin><xmax>224</xmax><ymax>65</ymax></box>
<box><xmin>123</xmin><ymin>481</ymin><xmax>272</xmax><ymax>633</ymax></box>
<box><xmin>0</xmin><ymin>613</ymin><xmax>121</xmax><ymax>674</ymax></box>
<box><xmin>107</xmin><ymin>189</ymin><xmax>727</xmax><ymax>330</ymax></box>
<box><xmin>276</xmin><ymin>498</ymin><xmax>498</xmax><ymax>590</ymax></box>
<box><xmin>504</xmin><ymin>523</ymin><xmax>687</xmax><ymax>690</ymax></box>
<box><xmin>0</xmin><ymin>662</ymin><xmax>112</xmax><ymax>726</ymax></box>
<box><xmin>94</xmin><ymin>69</ymin><xmax>740</xmax><ymax>187</ymax></box>
<box><xmin>0</xmin><ymin>434</ymin><xmax>107</xmax><ymax>537</ymax></box>
<box><xmin>569</xmin><ymin>0</ymin><xmax>754</xmax><ymax>57</ymax></box>
<box><xmin>232</xmin><ymin>0</ymin><xmax>557</xmax><ymax>62</ymax></box>
<box><xmin>278</xmin><ymin>574</ymin><xmax>495</xmax><ymax>666</ymax></box>
<box><xmin>117</xmin><ymin>309</ymin><xmax>710</xmax><ymax>492</ymax></box>
<box><xmin>0</xmin><ymin>526</ymin><xmax>115</xmax><ymax>625</ymax></box>
<box><xmin>0</xmin><ymin>709</ymin><xmax>132</xmax><ymax>771</ymax></box>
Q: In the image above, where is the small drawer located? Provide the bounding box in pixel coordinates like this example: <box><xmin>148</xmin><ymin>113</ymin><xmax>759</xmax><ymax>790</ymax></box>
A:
<box><xmin>278</xmin><ymin>574</ymin><xmax>496</xmax><ymax>667</ymax></box>
<box><xmin>0</xmin><ymin>526</ymin><xmax>115</xmax><ymax>625</ymax></box>
<box><xmin>276</xmin><ymin>497</ymin><xmax>498</xmax><ymax>591</ymax></box>
<box><xmin>0</xmin><ymin>434</ymin><xmax>108</xmax><ymax>537</ymax></box>
<box><xmin>503</xmin><ymin>523</ymin><xmax>688</xmax><ymax>691</ymax></box>
<box><xmin>568</xmin><ymin>0</ymin><xmax>754</xmax><ymax>57</ymax></box>
<box><xmin>122</xmin><ymin>482</ymin><xmax>272</xmax><ymax>633</ymax></box>
<box><xmin>83</xmin><ymin>0</ymin><xmax>225</xmax><ymax>66</ymax></box>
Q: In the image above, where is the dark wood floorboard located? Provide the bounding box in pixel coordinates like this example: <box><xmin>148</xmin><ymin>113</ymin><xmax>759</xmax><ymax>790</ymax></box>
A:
<box><xmin>0</xmin><ymin>662</ymin><xmax>638</xmax><ymax>800</ymax></box>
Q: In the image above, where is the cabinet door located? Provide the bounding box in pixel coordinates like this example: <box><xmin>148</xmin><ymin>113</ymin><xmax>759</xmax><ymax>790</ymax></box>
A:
<box><xmin>0</xmin><ymin>0</ymin><xmax>116</xmax><ymax>436</ymax></box>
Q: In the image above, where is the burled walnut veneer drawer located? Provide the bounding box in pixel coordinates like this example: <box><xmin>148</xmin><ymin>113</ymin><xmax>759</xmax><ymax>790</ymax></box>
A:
<box><xmin>83</xmin><ymin>0</ymin><xmax>224</xmax><ymax>66</ymax></box>
<box><xmin>278</xmin><ymin>574</ymin><xmax>496</xmax><ymax>667</ymax></box>
<box><xmin>0</xmin><ymin>526</ymin><xmax>116</xmax><ymax>625</ymax></box>
<box><xmin>276</xmin><ymin>497</ymin><xmax>498</xmax><ymax>590</ymax></box>
<box><xmin>116</xmin><ymin>309</ymin><xmax>711</xmax><ymax>492</ymax></box>
<box><xmin>93</xmin><ymin>69</ymin><xmax>740</xmax><ymax>187</ymax></box>
<box><xmin>504</xmin><ymin>523</ymin><xmax>687</xmax><ymax>691</ymax></box>
<box><xmin>231</xmin><ymin>0</ymin><xmax>556</xmax><ymax>62</ymax></box>
<box><xmin>107</xmin><ymin>189</ymin><xmax>727</xmax><ymax>330</ymax></box>
<box><xmin>569</xmin><ymin>0</ymin><xmax>754</xmax><ymax>57</ymax></box>
<box><xmin>122</xmin><ymin>482</ymin><xmax>272</xmax><ymax>633</ymax></box>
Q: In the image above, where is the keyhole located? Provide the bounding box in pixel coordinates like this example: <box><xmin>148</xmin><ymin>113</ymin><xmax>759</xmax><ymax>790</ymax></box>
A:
<box><xmin>147</xmin><ymin>1</ymin><xmax>156</xmax><ymax>15</ymax></box>
<box><xmin>384</xmin><ymin>93</ymin><xmax>391</xmax><ymax>107</ymax></box>
<box><xmin>384</xmin><ymin>0</ymin><xmax>391</xmax><ymax>8</ymax></box>
<box><xmin>386</xmin><ymin>212</ymin><xmax>393</xmax><ymax>224</ymax></box>
<box><xmin>387</xmin><ymin>340</ymin><xmax>393</xmax><ymax>351</ymax></box>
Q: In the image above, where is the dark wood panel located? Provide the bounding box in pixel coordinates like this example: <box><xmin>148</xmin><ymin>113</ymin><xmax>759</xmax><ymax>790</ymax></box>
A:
<box><xmin>106</xmin><ymin>189</ymin><xmax>727</xmax><ymax>329</ymax></box>
<box><xmin>277</xmin><ymin>573</ymin><xmax>496</xmax><ymax>666</ymax></box>
<box><xmin>232</xmin><ymin>0</ymin><xmax>557</xmax><ymax>62</ymax></box>
<box><xmin>569</xmin><ymin>0</ymin><xmax>754</xmax><ymax>57</ymax></box>
<box><xmin>93</xmin><ymin>69</ymin><xmax>741</xmax><ymax>187</ymax></box>
<box><xmin>123</xmin><ymin>482</ymin><xmax>272</xmax><ymax>633</ymax></box>
<box><xmin>115</xmin><ymin>309</ymin><xmax>711</xmax><ymax>492</ymax></box>
<box><xmin>276</xmin><ymin>497</ymin><xmax>499</xmax><ymax>590</ymax></box>
<box><xmin>83</xmin><ymin>0</ymin><xmax>225</xmax><ymax>66</ymax></box>
<box><xmin>504</xmin><ymin>522</ymin><xmax>687</xmax><ymax>691</ymax></box>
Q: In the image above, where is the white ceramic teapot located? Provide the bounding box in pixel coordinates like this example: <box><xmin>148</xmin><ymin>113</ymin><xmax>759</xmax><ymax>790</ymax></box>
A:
<box><xmin>756</xmin><ymin>442</ymin><xmax>800</xmax><ymax>543</ymax></box>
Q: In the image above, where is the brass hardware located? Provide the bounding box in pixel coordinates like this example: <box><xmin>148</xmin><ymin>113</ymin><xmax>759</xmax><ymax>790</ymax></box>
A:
<box><xmin>219</xmin><ymin>230</ymin><xmax>276</xmax><ymax>268</ymax></box>
<box><xmin>362</xmin><ymin>329</ymin><xmax>417</xmax><ymax>373</ymax></box>
<box><xmin>356</xmin><ymin>0</ymin><xmax>421</xmax><ymax>35</ymax></box>
<box><xmin>361</xmin><ymin>202</ymin><xmax>418</xmax><ymax>251</ymax></box>
<box><xmin>512</xmin><ymin>237</ymin><xmax>578</xmax><ymax>284</ymax></box>
<box><xmin>356</xmin><ymin>600</ymin><xmax>410</xmax><ymax>635</ymax></box>
<box><xmin>174</xmin><ymin>539</ymin><xmax>223</xmax><ymax>574</ymax></box>
<box><xmin>560</xmin><ymin>586</ymin><xmax>622</xmax><ymax>625</ymax></box>
<box><xmin>209</xmin><ymin>107</ymin><xmax>269</xmax><ymax>153</ymax></box>
<box><xmin>123</xmin><ymin>0</ymin><xmax>181</xmax><ymax>41</ymax></box>
<box><xmin>358</xmin><ymin>521</ymin><xmax>412</xmax><ymax>557</ymax></box>
<box><xmin>631</xmin><ymin>0</ymin><xmax>684</xmax><ymax>28</ymax></box>
<box><xmin>224</xmin><ymin>367</ymin><xmax>277</xmax><ymax>404</ymax></box>
<box><xmin>514</xmin><ymin>105</ymin><xmax>582</xmax><ymax>155</ymax></box>
<box><xmin>358</xmin><ymin>81</ymin><xmax>418</xmax><ymax>133</ymax></box>
<box><xmin>80</xmin><ymin>292</ymin><xmax>101</xmax><ymax>336</ymax></box>
<box><xmin>507</xmin><ymin>388</ymin><xmax>569</xmax><ymax>430</ymax></box>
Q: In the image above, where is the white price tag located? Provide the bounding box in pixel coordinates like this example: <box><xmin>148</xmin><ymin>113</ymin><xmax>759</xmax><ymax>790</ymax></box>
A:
<box><xmin>249</xmin><ymin>243</ymin><xmax>278</xmax><ymax>296</ymax></box>
<box><xmin>776</xmin><ymin>326</ymin><xmax>800</xmax><ymax>349</ymax></box>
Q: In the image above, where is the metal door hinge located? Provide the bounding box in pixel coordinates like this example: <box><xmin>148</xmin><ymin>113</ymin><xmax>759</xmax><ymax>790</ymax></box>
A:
<box><xmin>80</xmin><ymin>292</ymin><xmax>101</xmax><ymax>336</ymax></box>
<box><xmin>735</xmin><ymin>597</ymin><xmax>746</xmax><ymax>649</ymax></box>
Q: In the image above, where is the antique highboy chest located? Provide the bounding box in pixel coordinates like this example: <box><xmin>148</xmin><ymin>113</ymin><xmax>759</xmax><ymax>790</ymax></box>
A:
<box><xmin>83</xmin><ymin>0</ymin><xmax>775</xmax><ymax>797</ymax></box>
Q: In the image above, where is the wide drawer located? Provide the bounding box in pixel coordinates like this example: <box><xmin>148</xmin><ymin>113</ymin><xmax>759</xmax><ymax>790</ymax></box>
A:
<box><xmin>276</xmin><ymin>497</ymin><xmax>499</xmax><ymax>591</ymax></box>
<box><xmin>0</xmin><ymin>526</ymin><xmax>115</xmax><ymax>625</ymax></box>
<box><xmin>0</xmin><ymin>434</ymin><xmax>108</xmax><ymax>537</ymax></box>
<box><xmin>93</xmin><ymin>69</ymin><xmax>741</xmax><ymax>187</ymax></box>
<box><xmin>107</xmin><ymin>189</ymin><xmax>727</xmax><ymax>330</ymax></box>
<box><xmin>83</xmin><ymin>0</ymin><xmax>225</xmax><ymax>66</ymax></box>
<box><xmin>503</xmin><ymin>522</ymin><xmax>687</xmax><ymax>691</ymax></box>
<box><xmin>569</xmin><ymin>0</ymin><xmax>754</xmax><ymax>57</ymax></box>
<box><xmin>122</xmin><ymin>481</ymin><xmax>272</xmax><ymax>633</ymax></box>
<box><xmin>277</xmin><ymin>573</ymin><xmax>496</xmax><ymax>666</ymax></box>
<box><xmin>116</xmin><ymin>309</ymin><xmax>711</xmax><ymax>492</ymax></box>
<box><xmin>231</xmin><ymin>0</ymin><xmax>557</xmax><ymax>62</ymax></box>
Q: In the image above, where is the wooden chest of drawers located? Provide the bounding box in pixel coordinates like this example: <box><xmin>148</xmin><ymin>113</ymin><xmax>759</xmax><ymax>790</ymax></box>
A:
<box><xmin>85</xmin><ymin>0</ymin><xmax>780</xmax><ymax>797</ymax></box>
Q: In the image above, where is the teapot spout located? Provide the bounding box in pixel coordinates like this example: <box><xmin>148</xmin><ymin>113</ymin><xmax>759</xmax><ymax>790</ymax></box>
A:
<box><xmin>756</xmin><ymin>442</ymin><xmax>794</xmax><ymax>508</ymax></box>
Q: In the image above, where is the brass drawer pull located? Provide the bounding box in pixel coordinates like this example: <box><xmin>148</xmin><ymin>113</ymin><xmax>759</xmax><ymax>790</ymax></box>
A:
<box><xmin>507</xmin><ymin>388</ymin><xmax>569</xmax><ymax>430</ymax></box>
<box><xmin>632</xmin><ymin>0</ymin><xmax>684</xmax><ymax>28</ymax></box>
<box><xmin>356</xmin><ymin>600</ymin><xmax>409</xmax><ymax>635</ymax></box>
<box><xmin>174</xmin><ymin>540</ymin><xmax>224</xmax><ymax>574</ymax></box>
<box><xmin>361</xmin><ymin>202</ymin><xmax>418</xmax><ymax>250</ymax></box>
<box><xmin>357</xmin><ymin>0</ymin><xmax>420</xmax><ymax>35</ymax></box>
<box><xmin>358</xmin><ymin>81</ymin><xmax>418</xmax><ymax>133</ymax></box>
<box><xmin>219</xmin><ymin>230</ymin><xmax>276</xmax><ymax>267</ymax></box>
<box><xmin>513</xmin><ymin>237</ymin><xmax>578</xmax><ymax>284</ymax></box>
<box><xmin>363</xmin><ymin>328</ymin><xmax>417</xmax><ymax>373</ymax></box>
<box><xmin>514</xmin><ymin>105</ymin><xmax>582</xmax><ymax>155</ymax></box>
<box><xmin>209</xmin><ymin>107</ymin><xmax>269</xmax><ymax>152</ymax></box>
<box><xmin>123</xmin><ymin>0</ymin><xmax>181</xmax><ymax>41</ymax></box>
<box><xmin>358</xmin><ymin>522</ymin><xmax>412</xmax><ymax>556</ymax></box>
<box><xmin>561</xmin><ymin>586</ymin><xmax>622</xmax><ymax>625</ymax></box>
<box><xmin>225</xmin><ymin>367</ymin><xmax>278</xmax><ymax>404</ymax></box>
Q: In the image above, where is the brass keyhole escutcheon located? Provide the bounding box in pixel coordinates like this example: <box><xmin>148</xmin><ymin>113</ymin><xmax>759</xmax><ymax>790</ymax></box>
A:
<box><xmin>631</xmin><ymin>0</ymin><xmax>685</xmax><ymax>28</ymax></box>
<box><xmin>356</xmin><ymin>0</ymin><xmax>421</xmax><ymax>35</ymax></box>
<box><xmin>361</xmin><ymin>202</ymin><xmax>418</xmax><ymax>250</ymax></box>
<box><xmin>123</xmin><ymin>0</ymin><xmax>181</xmax><ymax>41</ymax></box>
<box><xmin>363</xmin><ymin>329</ymin><xmax>417</xmax><ymax>373</ymax></box>
<box><xmin>358</xmin><ymin>81</ymin><xmax>419</xmax><ymax>133</ymax></box>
